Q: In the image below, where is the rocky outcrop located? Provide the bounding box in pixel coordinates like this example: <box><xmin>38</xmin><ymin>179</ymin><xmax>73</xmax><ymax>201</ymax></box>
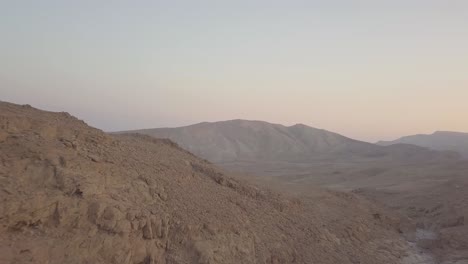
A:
<box><xmin>0</xmin><ymin>102</ymin><xmax>424</xmax><ymax>263</ymax></box>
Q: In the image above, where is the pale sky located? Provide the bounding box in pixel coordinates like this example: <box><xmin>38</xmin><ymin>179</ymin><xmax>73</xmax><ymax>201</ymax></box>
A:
<box><xmin>1</xmin><ymin>1</ymin><xmax>467</xmax><ymax>142</ymax></box>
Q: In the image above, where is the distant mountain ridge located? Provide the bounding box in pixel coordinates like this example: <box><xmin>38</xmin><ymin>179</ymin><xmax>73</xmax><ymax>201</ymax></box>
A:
<box><xmin>3</xmin><ymin>102</ymin><xmax>427</xmax><ymax>263</ymax></box>
<box><xmin>119</xmin><ymin>120</ymin><xmax>459</xmax><ymax>164</ymax></box>
<box><xmin>377</xmin><ymin>131</ymin><xmax>468</xmax><ymax>158</ymax></box>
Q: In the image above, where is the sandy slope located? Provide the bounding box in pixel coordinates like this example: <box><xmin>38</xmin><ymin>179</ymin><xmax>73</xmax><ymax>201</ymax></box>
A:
<box><xmin>353</xmin><ymin>164</ymin><xmax>468</xmax><ymax>264</ymax></box>
<box><xmin>239</xmin><ymin>160</ymin><xmax>468</xmax><ymax>264</ymax></box>
<box><xmin>0</xmin><ymin>101</ymin><xmax>429</xmax><ymax>263</ymax></box>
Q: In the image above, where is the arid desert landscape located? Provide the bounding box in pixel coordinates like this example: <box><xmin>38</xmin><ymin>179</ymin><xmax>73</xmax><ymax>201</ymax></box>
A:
<box><xmin>2</xmin><ymin>1</ymin><xmax>468</xmax><ymax>263</ymax></box>
<box><xmin>120</xmin><ymin>119</ymin><xmax>468</xmax><ymax>264</ymax></box>
<box><xmin>1</xmin><ymin>102</ymin><xmax>467</xmax><ymax>264</ymax></box>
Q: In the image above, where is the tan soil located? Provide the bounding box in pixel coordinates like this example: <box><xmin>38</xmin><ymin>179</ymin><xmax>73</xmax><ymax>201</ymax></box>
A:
<box><xmin>0</xmin><ymin>102</ymin><xmax>428</xmax><ymax>263</ymax></box>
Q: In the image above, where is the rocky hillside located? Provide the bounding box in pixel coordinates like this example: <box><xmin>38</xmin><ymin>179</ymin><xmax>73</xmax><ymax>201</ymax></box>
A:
<box><xmin>120</xmin><ymin>120</ymin><xmax>459</xmax><ymax>164</ymax></box>
<box><xmin>378</xmin><ymin>131</ymin><xmax>468</xmax><ymax>158</ymax></box>
<box><xmin>354</xmin><ymin>161</ymin><xmax>468</xmax><ymax>263</ymax></box>
<box><xmin>0</xmin><ymin>102</ymin><xmax>428</xmax><ymax>263</ymax></box>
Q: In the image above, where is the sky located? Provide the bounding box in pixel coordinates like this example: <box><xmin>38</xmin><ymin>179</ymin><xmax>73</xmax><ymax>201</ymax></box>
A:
<box><xmin>1</xmin><ymin>1</ymin><xmax>467</xmax><ymax>142</ymax></box>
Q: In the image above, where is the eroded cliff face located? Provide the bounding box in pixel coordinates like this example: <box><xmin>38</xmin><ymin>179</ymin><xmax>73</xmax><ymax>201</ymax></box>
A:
<box><xmin>0</xmin><ymin>102</ymin><xmax>423</xmax><ymax>264</ymax></box>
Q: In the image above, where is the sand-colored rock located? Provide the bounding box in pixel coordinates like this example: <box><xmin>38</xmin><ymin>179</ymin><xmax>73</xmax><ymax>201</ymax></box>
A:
<box><xmin>0</xmin><ymin>102</ymin><xmax>426</xmax><ymax>263</ymax></box>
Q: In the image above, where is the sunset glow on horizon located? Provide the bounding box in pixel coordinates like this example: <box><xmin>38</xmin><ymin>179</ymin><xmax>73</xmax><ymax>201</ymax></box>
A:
<box><xmin>1</xmin><ymin>1</ymin><xmax>468</xmax><ymax>142</ymax></box>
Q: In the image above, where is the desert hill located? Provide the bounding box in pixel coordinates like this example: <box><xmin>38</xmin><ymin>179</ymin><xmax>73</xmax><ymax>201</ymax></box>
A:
<box><xmin>378</xmin><ymin>131</ymin><xmax>468</xmax><ymax>158</ymax></box>
<box><xmin>120</xmin><ymin>119</ymin><xmax>468</xmax><ymax>263</ymax></box>
<box><xmin>120</xmin><ymin>120</ymin><xmax>459</xmax><ymax>165</ymax></box>
<box><xmin>0</xmin><ymin>102</ymin><xmax>430</xmax><ymax>263</ymax></box>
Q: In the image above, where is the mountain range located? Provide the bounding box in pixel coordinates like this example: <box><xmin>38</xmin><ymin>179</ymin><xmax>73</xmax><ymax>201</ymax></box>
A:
<box><xmin>0</xmin><ymin>101</ymin><xmax>429</xmax><ymax>264</ymax></box>
<box><xmin>3</xmin><ymin>102</ymin><xmax>468</xmax><ymax>263</ymax></box>
<box><xmin>378</xmin><ymin>131</ymin><xmax>468</xmax><ymax>158</ymax></box>
<box><xmin>119</xmin><ymin>119</ymin><xmax>468</xmax><ymax>262</ymax></box>
<box><xmin>120</xmin><ymin>120</ymin><xmax>460</xmax><ymax>165</ymax></box>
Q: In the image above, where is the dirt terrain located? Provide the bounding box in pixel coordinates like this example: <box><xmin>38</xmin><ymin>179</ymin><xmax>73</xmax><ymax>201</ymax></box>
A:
<box><xmin>0</xmin><ymin>101</ymin><xmax>433</xmax><ymax>263</ymax></box>
<box><xmin>354</xmin><ymin>163</ymin><xmax>468</xmax><ymax>264</ymax></box>
<box><xmin>234</xmin><ymin>161</ymin><xmax>468</xmax><ymax>264</ymax></box>
<box><xmin>126</xmin><ymin>119</ymin><xmax>468</xmax><ymax>264</ymax></box>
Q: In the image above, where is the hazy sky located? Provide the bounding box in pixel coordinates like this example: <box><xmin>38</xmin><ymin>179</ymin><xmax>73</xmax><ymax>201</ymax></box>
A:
<box><xmin>1</xmin><ymin>1</ymin><xmax>467</xmax><ymax>142</ymax></box>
